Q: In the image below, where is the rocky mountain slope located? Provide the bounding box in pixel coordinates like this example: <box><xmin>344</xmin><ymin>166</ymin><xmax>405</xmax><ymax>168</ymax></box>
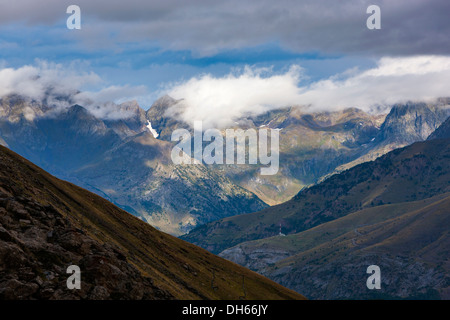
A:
<box><xmin>1</xmin><ymin>94</ymin><xmax>449</xmax><ymax>235</ymax></box>
<box><xmin>183</xmin><ymin>123</ymin><xmax>450</xmax><ymax>254</ymax></box>
<box><xmin>73</xmin><ymin>130</ymin><xmax>265</xmax><ymax>235</ymax></box>
<box><xmin>148</xmin><ymin>96</ymin><xmax>450</xmax><ymax>206</ymax></box>
<box><xmin>0</xmin><ymin>145</ymin><xmax>304</xmax><ymax>300</ymax></box>
<box><xmin>326</xmin><ymin>99</ymin><xmax>450</xmax><ymax>178</ymax></box>
<box><xmin>148</xmin><ymin>97</ymin><xmax>388</xmax><ymax>205</ymax></box>
<box><xmin>185</xmin><ymin>119</ymin><xmax>450</xmax><ymax>299</ymax></box>
<box><xmin>0</xmin><ymin>96</ymin><xmax>267</xmax><ymax>235</ymax></box>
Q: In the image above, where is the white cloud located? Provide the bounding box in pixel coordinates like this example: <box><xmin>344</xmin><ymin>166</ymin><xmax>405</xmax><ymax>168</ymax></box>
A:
<box><xmin>166</xmin><ymin>65</ymin><xmax>305</xmax><ymax>129</ymax></box>
<box><xmin>3</xmin><ymin>56</ymin><xmax>450</xmax><ymax>126</ymax></box>
<box><xmin>299</xmin><ymin>55</ymin><xmax>450</xmax><ymax>112</ymax></box>
<box><xmin>0</xmin><ymin>61</ymin><xmax>149</xmax><ymax>120</ymax></box>
<box><xmin>165</xmin><ymin>55</ymin><xmax>450</xmax><ymax>128</ymax></box>
<box><xmin>0</xmin><ymin>61</ymin><xmax>100</xmax><ymax>103</ymax></box>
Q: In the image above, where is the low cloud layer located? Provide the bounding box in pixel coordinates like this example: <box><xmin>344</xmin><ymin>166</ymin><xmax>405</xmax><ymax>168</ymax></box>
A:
<box><xmin>0</xmin><ymin>61</ymin><xmax>148</xmax><ymax>119</ymax></box>
<box><xmin>2</xmin><ymin>56</ymin><xmax>450</xmax><ymax>127</ymax></box>
<box><xmin>0</xmin><ymin>61</ymin><xmax>99</xmax><ymax>102</ymax></box>
<box><xmin>166</xmin><ymin>55</ymin><xmax>450</xmax><ymax>128</ymax></box>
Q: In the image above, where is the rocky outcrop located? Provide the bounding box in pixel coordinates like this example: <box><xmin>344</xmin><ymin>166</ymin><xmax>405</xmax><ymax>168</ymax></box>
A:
<box><xmin>271</xmin><ymin>254</ymin><xmax>447</xmax><ymax>300</ymax></box>
<box><xmin>378</xmin><ymin>101</ymin><xmax>450</xmax><ymax>145</ymax></box>
<box><xmin>219</xmin><ymin>245</ymin><xmax>290</xmax><ymax>272</ymax></box>
<box><xmin>0</xmin><ymin>183</ymin><xmax>171</xmax><ymax>299</ymax></box>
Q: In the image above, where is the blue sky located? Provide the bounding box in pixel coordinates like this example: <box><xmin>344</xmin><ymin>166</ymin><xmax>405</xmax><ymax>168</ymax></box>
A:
<box><xmin>0</xmin><ymin>19</ymin><xmax>376</xmax><ymax>106</ymax></box>
<box><xmin>0</xmin><ymin>0</ymin><xmax>449</xmax><ymax>115</ymax></box>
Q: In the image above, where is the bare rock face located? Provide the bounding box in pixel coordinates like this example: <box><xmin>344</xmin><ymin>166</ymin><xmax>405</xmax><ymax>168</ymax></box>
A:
<box><xmin>220</xmin><ymin>246</ymin><xmax>291</xmax><ymax>271</ymax></box>
<box><xmin>268</xmin><ymin>254</ymin><xmax>448</xmax><ymax>300</ymax></box>
<box><xmin>0</xmin><ymin>186</ymin><xmax>172</xmax><ymax>300</ymax></box>
<box><xmin>379</xmin><ymin>101</ymin><xmax>450</xmax><ymax>145</ymax></box>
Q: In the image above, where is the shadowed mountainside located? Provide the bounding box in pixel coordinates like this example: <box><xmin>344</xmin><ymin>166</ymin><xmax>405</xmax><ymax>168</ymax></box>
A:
<box><xmin>0</xmin><ymin>145</ymin><xmax>304</xmax><ymax>300</ymax></box>
<box><xmin>0</xmin><ymin>96</ymin><xmax>267</xmax><ymax>235</ymax></box>
<box><xmin>183</xmin><ymin>125</ymin><xmax>450</xmax><ymax>254</ymax></box>
<box><xmin>184</xmin><ymin>118</ymin><xmax>450</xmax><ymax>299</ymax></box>
<box><xmin>1</xmin><ymin>95</ymin><xmax>449</xmax><ymax>235</ymax></box>
<box><xmin>220</xmin><ymin>192</ymin><xmax>450</xmax><ymax>299</ymax></box>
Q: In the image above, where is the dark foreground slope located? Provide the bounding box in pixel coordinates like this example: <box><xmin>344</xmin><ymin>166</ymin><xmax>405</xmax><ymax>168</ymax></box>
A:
<box><xmin>0</xmin><ymin>146</ymin><xmax>304</xmax><ymax>300</ymax></box>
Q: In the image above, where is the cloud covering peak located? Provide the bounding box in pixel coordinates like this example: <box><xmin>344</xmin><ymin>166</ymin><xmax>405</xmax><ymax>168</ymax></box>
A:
<box><xmin>0</xmin><ymin>61</ymin><xmax>148</xmax><ymax>120</ymax></box>
<box><xmin>165</xmin><ymin>55</ymin><xmax>450</xmax><ymax>128</ymax></box>
<box><xmin>0</xmin><ymin>61</ymin><xmax>99</xmax><ymax>102</ymax></box>
<box><xmin>2</xmin><ymin>56</ymin><xmax>450</xmax><ymax>127</ymax></box>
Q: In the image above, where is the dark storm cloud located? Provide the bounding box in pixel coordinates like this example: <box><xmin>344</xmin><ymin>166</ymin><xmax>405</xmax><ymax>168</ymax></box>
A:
<box><xmin>1</xmin><ymin>0</ymin><xmax>449</xmax><ymax>56</ymax></box>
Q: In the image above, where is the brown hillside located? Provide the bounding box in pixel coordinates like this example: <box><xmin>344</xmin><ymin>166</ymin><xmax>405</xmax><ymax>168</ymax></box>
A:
<box><xmin>0</xmin><ymin>145</ymin><xmax>304</xmax><ymax>300</ymax></box>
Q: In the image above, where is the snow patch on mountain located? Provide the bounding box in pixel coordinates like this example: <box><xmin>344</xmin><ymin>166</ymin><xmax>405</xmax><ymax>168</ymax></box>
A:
<box><xmin>146</xmin><ymin>120</ymin><xmax>159</xmax><ymax>138</ymax></box>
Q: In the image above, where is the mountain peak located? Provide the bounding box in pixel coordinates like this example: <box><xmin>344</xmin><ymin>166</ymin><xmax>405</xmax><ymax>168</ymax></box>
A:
<box><xmin>428</xmin><ymin>116</ymin><xmax>450</xmax><ymax>140</ymax></box>
<box><xmin>153</xmin><ymin>94</ymin><xmax>177</xmax><ymax>106</ymax></box>
<box><xmin>379</xmin><ymin>101</ymin><xmax>450</xmax><ymax>144</ymax></box>
<box><xmin>145</xmin><ymin>95</ymin><xmax>187</xmax><ymax>140</ymax></box>
<box><xmin>67</xmin><ymin>104</ymin><xmax>89</xmax><ymax>115</ymax></box>
<box><xmin>118</xmin><ymin>100</ymin><xmax>143</xmax><ymax>112</ymax></box>
<box><xmin>146</xmin><ymin>95</ymin><xmax>178</xmax><ymax>118</ymax></box>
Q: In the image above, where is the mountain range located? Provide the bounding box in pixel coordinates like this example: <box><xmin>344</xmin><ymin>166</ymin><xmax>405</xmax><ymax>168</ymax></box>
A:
<box><xmin>184</xmin><ymin>116</ymin><xmax>450</xmax><ymax>299</ymax></box>
<box><xmin>0</xmin><ymin>95</ymin><xmax>266</xmax><ymax>235</ymax></box>
<box><xmin>1</xmin><ymin>92</ymin><xmax>449</xmax><ymax>299</ymax></box>
<box><xmin>1</xmin><ymin>95</ymin><xmax>449</xmax><ymax>236</ymax></box>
